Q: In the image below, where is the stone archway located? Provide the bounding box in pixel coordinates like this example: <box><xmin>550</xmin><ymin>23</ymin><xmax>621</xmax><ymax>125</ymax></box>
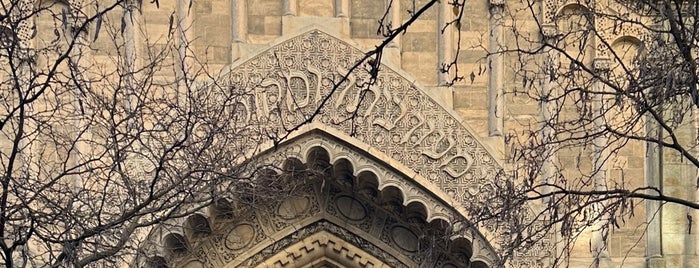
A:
<box><xmin>145</xmin><ymin>131</ymin><xmax>497</xmax><ymax>268</ymax></box>
<box><xmin>138</xmin><ymin>27</ymin><xmax>506</xmax><ymax>267</ymax></box>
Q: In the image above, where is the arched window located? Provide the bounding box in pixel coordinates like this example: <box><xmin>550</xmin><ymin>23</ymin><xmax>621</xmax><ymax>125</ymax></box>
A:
<box><xmin>611</xmin><ymin>36</ymin><xmax>641</xmax><ymax>71</ymax></box>
<box><xmin>0</xmin><ymin>26</ymin><xmax>17</xmax><ymax>49</ymax></box>
<box><xmin>556</xmin><ymin>4</ymin><xmax>595</xmax><ymax>67</ymax></box>
<box><xmin>35</xmin><ymin>0</ymin><xmax>71</xmax><ymax>50</ymax></box>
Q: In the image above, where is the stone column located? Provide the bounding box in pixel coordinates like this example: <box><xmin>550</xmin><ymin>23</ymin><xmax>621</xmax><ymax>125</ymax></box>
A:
<box><xmin>692</xmin><ymin>108</ymin><xmax>699</xmax><ymax>261</ymax></box>
<box><xmin>124</xmin><ymin>0</ymin><xmax>141</xmax><ymax>112</ymax></box>
<box><xmin>177</xmin><ymin>0</ymin><xmax>193</xmax><ymax>69</ymax></box>
<box><xmin>488</xmin><ymin>0</ymin><xmax>505</xmax><ymax>137</ymax></box>
<box><xmin>16</xmin><ymin>4</ymin><xmax>33</xmax><ymax>188</ymax></box>
<box><xmin>335</xmin><ymin>0</ymin><xmax>349</xmax><ymax>17</ymax></box>
<box><xmin>645</xmin><ymin>108</ymin><xmax>664</xmax><ymax>265</ymax></box>
<box><xmin>176</xmin><ymin>0</ymin><xmax>194</xmax><ymax>106</ymax></box>
<box><xmin>539</xmin><ymin>23</ymin><xmax>561</xmax><ymax>265</ymax></box>
<box><xmin>385</xmin><ymin>0</ymin><xmax>401</xmax><ymax>65</ymax></box>
<box><xmin>284</xmin><ymin>0</ymin><xmax>297</xmax><ymax>16</ymax></box>
<box><xmin>231</xmin><ymin>0</ymin><xmax>247</xmax><ymax>61</ymax></box>
<box><xmin>540</xmin><ymin>23</ymin><xmax>557</xmax><ymax>190</ymax></box>
<box><xmin>437</xmin><ymin>0</ymin><xmax>453</xmax><ymax>85</ymax></box>
<box><xmin>591</xmin><ymin>58</ymin><xmax>611</xmax><ymax>266</ymax></box>
<box><xmin>645</xmin><ymin>22</ymin><xmax>666</xmax><ymax>268</ymax></box>
<box><xmin>232</xmin><ymin>0</ymin><xmax>247</xmax><ymax>42</ymax></box>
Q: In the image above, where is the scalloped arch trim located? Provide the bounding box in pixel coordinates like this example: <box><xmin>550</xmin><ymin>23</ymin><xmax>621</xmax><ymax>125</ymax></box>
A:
<box><xmin>218</xmin><ymin>26</ymin><xmax>503</xmax><ymax>209</ymax></box>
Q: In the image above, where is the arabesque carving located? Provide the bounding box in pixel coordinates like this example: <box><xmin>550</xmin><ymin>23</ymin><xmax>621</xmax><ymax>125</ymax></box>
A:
<box><xmin>219</xmin><ymin>29</ymin><xmax>502</xmax><ymax>207</ymax></box>
<box><xmin>142</xmin><ymin>131</ymin><xmax>500</xmax><ymax>268</ymax></box>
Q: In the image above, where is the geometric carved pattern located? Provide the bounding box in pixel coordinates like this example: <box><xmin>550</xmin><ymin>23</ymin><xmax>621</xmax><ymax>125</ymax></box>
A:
<box><xmin>544</xmin><ymin>0</ymin><xmax>648</xmax><ymax>58</ymax></box>
<box><xmin>141</xmin><ymin>132</ymin><xmax>499</xmax><ymax>268</ymax></box>
<box><xmin>219</xmin><ymin>29</ymin><xmax>502</xmax><ymax>208</ymax></box>
<box><xmin>139</xmin><ymin>29</ymin><xmax>515</xmax><ymax>267</ymax></box>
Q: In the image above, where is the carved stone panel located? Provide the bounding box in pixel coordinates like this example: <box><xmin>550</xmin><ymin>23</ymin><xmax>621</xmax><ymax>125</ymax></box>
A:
<box><xmin>219</xmin><ymin>29</ymin><xmax>502</xmax><ymax>208</ymax></box>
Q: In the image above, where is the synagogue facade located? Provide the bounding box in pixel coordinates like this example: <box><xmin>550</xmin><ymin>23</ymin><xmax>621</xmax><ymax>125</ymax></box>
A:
<box><xmin>2</xmin><ymin>0</ymin><xmax>698</xmax><ymax>267</ymax></box>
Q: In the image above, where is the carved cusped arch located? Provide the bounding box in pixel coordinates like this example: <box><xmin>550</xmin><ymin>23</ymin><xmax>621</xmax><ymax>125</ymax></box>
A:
<box><xmin>138</xmin><ymin>27</ymin><xmax>511</xmax><ymax>267</ymax></box>
<box><xmin>139</xmin><ymin>130</ymin><xmax>499</xmax><ymax>268</ymax></box>
<box><xmin>215</xmin><ymin>27</ymin><xmax>503</xmax><ymax>209</ymax></box>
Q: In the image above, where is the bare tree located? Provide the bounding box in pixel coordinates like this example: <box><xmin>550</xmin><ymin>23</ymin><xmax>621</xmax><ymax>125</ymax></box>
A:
<box><xmin>454</xmin><ymin>0</ymin><xmax>699</xmax><ymax>266</ymax></box>
<box><xmin>0</xmin><ymin>0</ymin><xmax>283</xmax><ymax>266</ymax></box>
<box><xmin>0</xmin><ymin>0</ymin><xmax>471</xmax><ymax>267</ymax></box>
<box><xmin>8</xmin><ymin>0</ymin><xmax>697</xmax><ymax>267</ymax></box>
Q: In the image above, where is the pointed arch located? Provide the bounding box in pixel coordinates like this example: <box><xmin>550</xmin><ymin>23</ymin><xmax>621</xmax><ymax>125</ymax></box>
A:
<box><xmin>138</xmin><ymin>26</ymin><xmax>508</xmax><ymax>268</ymax></box>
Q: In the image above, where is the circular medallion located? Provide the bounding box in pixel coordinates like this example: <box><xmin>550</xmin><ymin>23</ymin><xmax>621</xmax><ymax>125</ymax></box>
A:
<box><xmin>390</xmin><ymin>225</ymin><xmax>419</xmax><ymax>252</ymax></box>
<box><xmin>225</xmin><ymin>224</ymin><xmax>254</xmax><ymax>250</ymax></box>
<box><xmin>335</xmin><ymin>195</ymin><xmax>367</xmax><ymax>221</ymax></box>
<box><xmin>277</xmin><ymin>196</ymin><xmax>311</xmax><ymax>220</ymax></box>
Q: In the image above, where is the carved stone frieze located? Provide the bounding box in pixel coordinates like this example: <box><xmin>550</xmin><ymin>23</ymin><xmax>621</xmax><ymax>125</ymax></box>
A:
<box><xmin>250</xmin><ymin>132</ymin><xmax>459</xmax><ymax>223</ymax></box>
<box><xmin>240</xmin><ymin>221</ymin><xmax>410</xmax><ymax>268</ymax></box>
<box><xmin>219</xmin><ymin>29</ymin><xmax>501</xmax><ymax>207</ymax></box>
<box><xmin>148</xmin><ymin>130</ymin><xmax>502</xmax><ymax>268</ymax></box>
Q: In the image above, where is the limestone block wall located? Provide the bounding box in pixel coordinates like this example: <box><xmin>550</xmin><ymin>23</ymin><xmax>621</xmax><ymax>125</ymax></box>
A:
<box><xmin>2</xmin><ymin>0</ymin><xmax>698</xmax><ymax>267</ymax></box>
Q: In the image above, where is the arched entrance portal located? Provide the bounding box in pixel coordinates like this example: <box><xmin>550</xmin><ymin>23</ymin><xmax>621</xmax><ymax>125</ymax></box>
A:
<box><xmin>139</xmin><ymin>27</ymin><xmax>503</xmax><ymax>267</ymax></box>
<box><xmin>143</xmin><ymin>131</ymin><xmax>497</xmax><ymax>268</ymax></box>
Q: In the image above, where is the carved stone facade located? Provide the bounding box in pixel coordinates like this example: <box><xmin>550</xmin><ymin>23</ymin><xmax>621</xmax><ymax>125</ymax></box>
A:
<box><xmin>138</xmin><ymin>12</ymin><xmax>521</xmax><ymax>267</ymax></box>
<box><xmin>4</xmin><ymin>0</ymin><xmax>697</xmax><ymax>267</ymax></box>
<box><xmin>135</xmin><ymin>0</ymin><xmax>696</xmax><ymax>267</ymax></box>
<box><xmin>144</xmin><ymin>130</ymin><xmax>500</xmax><ymax>268</ymax></box>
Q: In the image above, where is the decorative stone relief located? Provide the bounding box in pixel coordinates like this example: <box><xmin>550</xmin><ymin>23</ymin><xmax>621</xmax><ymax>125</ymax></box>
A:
<box><xmin>250</xmin><ymin>132</ymin><xmax>457</xmax><ymax>223</ymax></box>
<box><xmin>389</xmin><ymin>225</ymin><xmax>419</xmax><ymax>253</ymax></box>
<box><xmin>219</xmin><ymin>29</ymin><xmax>501</xmax><ymax>206</ymax></box>
<box><xmin>144</xmin><ymin>28</ymin><xmax>572</xmax><ymax>267</ymax></box>
<box><xmin>224</xmin><ymin>224</ymin><xmax>255</xmax><ymax>250</ymax></box>
<box><xmin>149</xmin><ymin>131</ymin><xmax>503</xmax><ymax>268</ymax></box>
<box><xmin>334</xmin><ymin>195</ymin><xmax>367</xmax><ymax>221</ymax></box>
<box><xmin>543</xmin><ymin>0</ymin><xmax>649</xmax><ymax>59</ymax></box>
<box><xmin>238</xmin><ymin>221</ymin><xmax>411</xmax><ymax>268</ymax></box>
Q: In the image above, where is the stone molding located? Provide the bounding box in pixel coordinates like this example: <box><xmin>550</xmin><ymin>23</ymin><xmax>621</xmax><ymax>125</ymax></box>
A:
<box><xmin>137</xmin><ymin>27</ymin><xmax>552</xmax><ymax>268</ymax></box>
<box><xmin>139</xmin><ymin>131</ymin><xmax>499</xmax><ymax>268</ymax></box>
<box><xmin>217</xmin><ymin>27</ymin><xmax>504</xmax><ymax>205</ymax></box>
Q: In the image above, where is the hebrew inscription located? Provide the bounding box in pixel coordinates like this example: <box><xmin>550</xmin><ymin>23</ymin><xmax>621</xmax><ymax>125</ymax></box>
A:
<box><xmin>220</xmin><ymin>29</ymin><xmax>501</xmax><ymax>206</ymax></box>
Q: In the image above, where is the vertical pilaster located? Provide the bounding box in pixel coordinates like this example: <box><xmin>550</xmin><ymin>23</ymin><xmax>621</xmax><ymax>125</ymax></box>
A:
<box><xmin>176</xmin><ymin>0</ymin><xmax>194</xmax><ymax>106</ymax></box>
<box><xmin>488</xmin><ymin>0</ymin><xmax>505</xmax><ymax>137</ymax></box>
<box><xmin>232</xmin><ymin>0</ymin><xmax>247</xmax><ymax>43</ymax></box>
<box><xmin>124</xmin><ymin>1</ymin><xmax>138</xmax><ymax>69</ymax></box>
<box><xmin>16</xmin><ymin>1</ymin><xmax>32</xmax><ymax>187</ymax></box>
<box><xmin>437</xmin><ymin>0</ymin><xmax>453</xmax><ymax>85</ymax></box>
<box><xmin>284</xmin><ymin>0</ymin><xmax>298</xmax><ymax>16</ymax></box>
<box><xmin>540</xmin><ymin>23</ymin><xmax>561</xmax><ymax>266</ymax></box>
<box><xmin>646</xmin><ymin>109</ymin><xmax>664</xmax><ymax>265</ymax></box>
<box><xmin>177</xmin><ymin>0</ymin><xmax>193</xmax><ymax>70</ymax></box>
<box><xmin>124</xmin><ymin>0</ymin><xmax>141</xmax><ymax>102</ymax></box>
<box><xmin>645</xmin><ymin>22</ymin><xmax>666</xmax><ymax>268</ymax></box>
<box><xmin>388</xmin><ymin>0</ymin><xmax>401</xmax><ymax>48</ymax></box>
<box><xmin>231</xmin><ymin>0</ymin><xmax>247</xmax><ymax>61</ymax></box>
<box><xmin>591</xmin><ymin>58</ymin><xmax>611</xmax><ymax>267</ymax></box>
<box><xmin>69</xmin><ymin>2</ymin><xmax>90</xmax><ymax>190</ymax></box>
<box><xmin>692</xmin><ymin>108</ymin><xmax>699</xmax><ymax>261</ymax></box>
<box><xmin>335</xmin><ymin>0</ymin><xmax>349</xmax><ymax>17</ymax></box>
<box><xmin>385</xmin><ymin>0</ymin><xmax>401</xmax><ymax>66</ymax></box>
<box><xmin>540</xmin><ymin>23</ymin><xmax>557</xmax><ymax>195</ymax></box>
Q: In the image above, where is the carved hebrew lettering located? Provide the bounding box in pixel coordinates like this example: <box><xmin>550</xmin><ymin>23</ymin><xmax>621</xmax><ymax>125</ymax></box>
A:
<box><xmin>282</xmin><ymin>69</ymin><xmax>311</xmax><ymax>111</ymax></box>
<box><xmin>441</xmin><ymin>150</ymin><xmax>473</xmax><ymax>178</ymax></box>
<box><xmin>401</xmin><ymin>114</ymin><xmax>425</xmax><ymax>145</ymax></box>
<box><xmin>421</xmin><ymin>131</ymin><xmax>455</xmax><ymax>160</ymax></box>
<box><xmin>307</xmin><ymin>64</ymin><xmax>323</xmax><ymax>105</ymax></box>
<box><xmin>222</xmin><ymin>29</ymin><xmax>500</xmax><ymax>209</ymax></box>
<box><xmin>373</xmin><ymin>89</ymin><xmax>407</xmax><ymax>131</ymax></box>
<box><xmin>255</xmin><ymin>79</ymin><xmax>283</xmax><ymax>120</ymax></box>
<box><xmin>333</xmin><ymin>66</ymin><xmax>358</xmax><ymax>113</ymax></box>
